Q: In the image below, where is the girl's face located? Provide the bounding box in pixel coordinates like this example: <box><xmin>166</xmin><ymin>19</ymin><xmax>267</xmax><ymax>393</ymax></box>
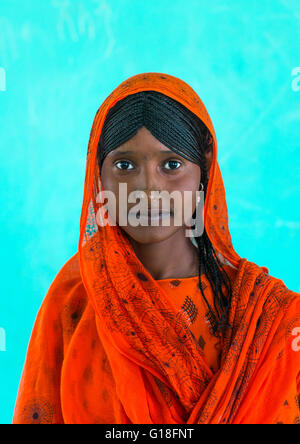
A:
<box><xmin>100</xmin><ymin>126</ymin><xmax>211</xmax><ymax>245</ymax></box>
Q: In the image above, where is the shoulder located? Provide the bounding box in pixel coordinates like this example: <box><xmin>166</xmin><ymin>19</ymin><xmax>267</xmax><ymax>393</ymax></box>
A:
<box><xmin>266</xmin><ymin>271</ymin><xmax>300</xmax><ymax>307</ymax></box>
<box><xmin>231</xmin><ymin>258</ymin><xmax>299</xmax><ymax>315</ymax></box>
<box><xmin>258</xmin><ymin>271</ymin><xmax>300</xmax><ymax>331</ymax></box>
<box><xmin>39</xmin><ymin>251</ymin><xmax>88</xmax><ymax>321</ymax></box>
<box><xmin>48</xmin><ymin>251</ymin><xmax>82</xmax><ymax>292</ymax></box>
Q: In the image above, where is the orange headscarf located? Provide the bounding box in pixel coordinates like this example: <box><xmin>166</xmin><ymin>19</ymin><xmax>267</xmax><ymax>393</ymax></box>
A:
<box><xmin>13</xmin><ymin>73</ymin><xmax>300</xmax><ymax>424</ymax></box>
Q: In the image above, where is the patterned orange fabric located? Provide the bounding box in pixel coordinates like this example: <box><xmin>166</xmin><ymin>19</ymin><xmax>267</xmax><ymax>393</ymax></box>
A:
<box><xmin>13</xmin><ymin>72</ymin><xmax>300</xmax><ymax>424</ymax></box>
<box><xmin>156</xmin><ymin>264</ymin><xmax>238</xmax><ymax>375</ymax></box>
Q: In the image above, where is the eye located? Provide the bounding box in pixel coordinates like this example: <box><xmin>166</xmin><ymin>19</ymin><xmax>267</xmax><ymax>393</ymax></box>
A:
<box><xmin>114</xmin><ymin>160</ymin><xmax>134</xmax><ymax>171</ymax></box>
<box><xmin>164</xmin><ymin>160</ymin><xmax>182</xmax><ymax>170</ymax></box>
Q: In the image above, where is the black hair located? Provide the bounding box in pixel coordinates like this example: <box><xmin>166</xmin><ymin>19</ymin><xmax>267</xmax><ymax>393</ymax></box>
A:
<box><xmin>97</xmin><ymin>90</ymin><xmax>232</xmax><ymax>337</ymax></box>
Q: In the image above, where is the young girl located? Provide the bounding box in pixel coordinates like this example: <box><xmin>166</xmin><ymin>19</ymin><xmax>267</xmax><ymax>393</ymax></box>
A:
<box><xmin>13</xmin><ymin>72</ymin><xmax>300</xmax><ymax>424</ymax></box>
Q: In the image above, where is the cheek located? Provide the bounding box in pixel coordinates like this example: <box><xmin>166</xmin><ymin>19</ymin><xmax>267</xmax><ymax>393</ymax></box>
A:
<box><xmin>100</xmin><ymin>165</ymin><xmax>112</xmax><ymax>190</ymax></box>
<box><xmin>187</xmin><ymin>167</ymin><xmax>201</xmax><ymax>189</ymax></box>
<box><xmin>100</xmin><ymin>167</ymin><xmax>120</xmax><ymax>201</ymax></box>
<box><xmin>170</xmin><ymin>173</ymin><xmax>200</xmax><ymax>211</ymax></box>
<box><xmin>172</xmin><ymin>166</ymin><xmax>201</xmax><ymax>191</ymax></box>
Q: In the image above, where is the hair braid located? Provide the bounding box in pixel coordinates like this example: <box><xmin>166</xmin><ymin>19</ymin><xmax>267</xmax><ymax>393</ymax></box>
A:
<box><xmin>189</xmin><ymin>119</ymin><xmax>233</xmax><ymax>337</ymax></box>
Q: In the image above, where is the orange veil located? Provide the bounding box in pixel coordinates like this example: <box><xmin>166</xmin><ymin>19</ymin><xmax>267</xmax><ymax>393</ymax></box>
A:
<box><xmin>13</xmin><ymin>73</ymin><xmax>300</xmax><ymax>424</ymax></box>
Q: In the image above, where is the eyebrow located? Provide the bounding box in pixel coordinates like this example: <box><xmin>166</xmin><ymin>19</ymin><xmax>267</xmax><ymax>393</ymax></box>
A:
<box><xmin>110</xmin><ymin>150</ymin><xmax>175</xmax><ymax>156</ymax></box>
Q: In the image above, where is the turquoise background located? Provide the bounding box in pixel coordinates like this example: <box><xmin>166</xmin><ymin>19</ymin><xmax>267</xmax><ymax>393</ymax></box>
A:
<box><xmin>0</xmin><ymin>0</ymin><xmax>299</xmax><ymax>424</ymax></box>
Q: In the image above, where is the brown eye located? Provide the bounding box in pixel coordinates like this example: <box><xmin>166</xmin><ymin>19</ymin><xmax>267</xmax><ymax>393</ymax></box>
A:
<box><xmin>164</xmin><ymin>160</ymin><xmax>182</xmax><ymax>170</ymax></box>
<box><xmin>115</xmin><ymin>160</ymin><xmax>134</xmax><ymax>170</ymax></box>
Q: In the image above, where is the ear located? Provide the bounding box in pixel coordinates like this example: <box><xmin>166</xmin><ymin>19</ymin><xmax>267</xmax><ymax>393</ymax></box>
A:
<box><xmin>204</xmin><ymin>149</ymin><xmax>213</xmax><ymax>180</ymax></box>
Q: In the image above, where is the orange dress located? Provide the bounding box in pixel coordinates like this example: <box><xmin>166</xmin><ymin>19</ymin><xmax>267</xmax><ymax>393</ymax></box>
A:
<box><xmin>156</xmin><ymin>264</ymin><xmax>237</xmax><ymax>374</ymax></box>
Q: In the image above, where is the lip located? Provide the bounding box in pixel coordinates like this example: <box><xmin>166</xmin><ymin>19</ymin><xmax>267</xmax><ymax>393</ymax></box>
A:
<box><xmin>139</xmin><ymin>210</ymin><xmax>173</xmax><ymax>218</ymax></box>
<box><xmin>138</xmin><ymin>212</ymin><xmax>173</xmax><ymax>225</ymax></box>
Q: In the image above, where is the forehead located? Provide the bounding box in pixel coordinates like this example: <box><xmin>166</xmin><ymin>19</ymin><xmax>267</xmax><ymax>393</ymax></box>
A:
<box><xmin>106</xmin><ymin>126</ymin><xmax>176</xmax><ymax>159</ymax></box>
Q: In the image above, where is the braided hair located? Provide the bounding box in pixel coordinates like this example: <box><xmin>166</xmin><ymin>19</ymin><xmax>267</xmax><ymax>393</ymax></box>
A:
<box><xmin>97</xmin><ymin>90</ymin><xmax>233</xmax><ymax>337</ymax></box>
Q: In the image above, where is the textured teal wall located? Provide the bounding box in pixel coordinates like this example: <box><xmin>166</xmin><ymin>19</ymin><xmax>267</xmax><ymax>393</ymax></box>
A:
<box><xmin>0</xmin><ymin>0</ymin><xmax>299</xmax><ymax>424</ymax></box>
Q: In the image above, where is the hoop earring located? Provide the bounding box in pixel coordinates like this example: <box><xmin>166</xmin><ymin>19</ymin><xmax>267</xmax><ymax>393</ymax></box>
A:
<box><xmin>196</xmin><ymin>183</ymin><xmax>204</xmax><ymax>204</ymax></box>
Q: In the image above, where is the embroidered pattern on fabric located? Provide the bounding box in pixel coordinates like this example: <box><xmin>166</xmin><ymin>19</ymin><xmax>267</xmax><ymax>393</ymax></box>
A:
<box><xmin>179</xmin><ymin>295</ymin><xmax>198</xmax><ymax>325</ymax></box>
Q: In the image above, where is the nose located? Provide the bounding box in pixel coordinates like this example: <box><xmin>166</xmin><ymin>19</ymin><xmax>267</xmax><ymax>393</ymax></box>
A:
<box><xmin>133</xmin><ymin>189</ymin><xmax>162</xmax><ymax>208</ymax></box>
<box><xmin>136</xmin><ymin>162</ymin><xmax>165</xmax><ymax>200</ymax></box>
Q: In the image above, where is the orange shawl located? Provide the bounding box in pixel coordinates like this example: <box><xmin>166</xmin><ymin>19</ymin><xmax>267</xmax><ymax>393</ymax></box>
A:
<box><xmin>13</xmin><ymin>73</ymin><xmax>300</xmax><ymax>424</ymax></box>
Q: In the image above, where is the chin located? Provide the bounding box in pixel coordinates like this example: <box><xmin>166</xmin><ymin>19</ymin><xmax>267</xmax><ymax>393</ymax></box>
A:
<box><xmin>120</xmin><ymin>225</ymin><xmax>180</xmax><ymax>245</ymax></box>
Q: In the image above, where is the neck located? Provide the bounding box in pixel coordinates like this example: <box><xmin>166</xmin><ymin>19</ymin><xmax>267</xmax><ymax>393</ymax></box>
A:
<box><xmin>126</xmin><ymin>228</ymin><xmax>201</xmax><ymax>280</ymax></box>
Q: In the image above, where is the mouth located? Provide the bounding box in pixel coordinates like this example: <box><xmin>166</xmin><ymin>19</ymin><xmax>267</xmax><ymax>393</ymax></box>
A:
<box><xmin>137</xmin><ymin>209</ymin><xmax>174</xmax><ymax>224</ymax></box>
